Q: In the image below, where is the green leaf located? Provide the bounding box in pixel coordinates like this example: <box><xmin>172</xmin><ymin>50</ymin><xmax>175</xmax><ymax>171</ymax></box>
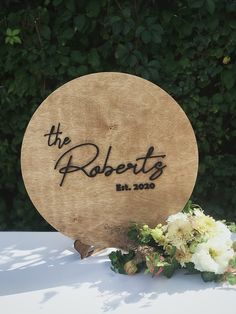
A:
<box><xmin>61</xmin><ymin>28</ymin><xmax>74</xmax><ymax>40</ymax></box>
<box><xmin>71</xmin><ymin>51</ymin><xmax>86</xmax><ymax>64</ymax></box>
<box><xmin>65</xmin><ymin>0</ymin><xmax>75</xmax><ymax>11</ymax></box>
<box><xmin>229</xmin><ymin>20</ymin><xmax>236</xmax><ymax>29</ymax></box>
<box><xmin>112</xmin><ymin>22</ymin><xmax>122</xmax><ymax>35</ymax></box>
<box><xmin>135</xmin><ymin>25</ymin><xmax>145</xmax><ymax>37</ymax></box>
<box><xmin>148</xmin><ymin>60</ymin><xmax>159</xmax><ymax>68</ymax></box>
<box><xmin>122</xmin><ymin>7</ymin><xmax>131</xmax><ymax>18</ymax></box>
<box><xmin>163</xmin><ymin>259</ymin><xmax>179</xmax><ymax>278</ymax></box>
<box><xmin>141</xmin><ymin>30</ymin><xmax>151</xmax><ymax>44</ymax></box>
<box><xmin>127</xmin><ymin>223</ymin><xmax>139</xmax><ymax>241</ymax></box>
<box><xmin>74</xmin><ymin>15</ymin><xmax>86</xmax><ymax>31</ymax></box>
<box><xmin>128</xmin><ymin>55</ymin><xmax>138</xmax><ymax>67</ymax></box>
<box><xmin>182</xmin><ymin>200</ymin><xmax>193</xmax><ymax>213</ymax></box>
<box><xmin>77</xmin><ymin>65</ymin><xmax>88</xmax><ymax>76</ymax></box>
<box><xmin>109</xmin><ymin>250</ymin><xmax>135</xmax><ymax>274</ymax></box>
<box><xmin>233</xmin><ymin>242</ymin><xmax>236</xmax><ymax>252</ymax></box>
<box><xmin>86</xmin><ymin>0</ymin><xmax>100</xmax><ymax>18</ymax></box>
<box><xmin>163</xmin><ymin>265</ymin><xmax>175</xmax><ymax>278</ymax></box>
<box><xmin>221</xmin><ymin>70</ymin><xmax>235</xmax><ymax>90</ymax></box>
<box><xmin>206</xmin><ymin>0</ymin><xmax>215</xmax><ymax>14</ymax></box>
<box><xmin>60</xmin><ymin>56</ymin><xmax>70</xmax><ymax>66</ymax></box>
<box><xmin>13</xmin><ymin>36</ymin><xmax>22</xmax><ymax>44</ymax></box>
<box><xmin>41</xmin><ymin>25</ymin><xmax>51</xmax><ymax>40</ymax></box>
<box><xmin>226</xmin><ymin>222</ymin><xmax>236</xmax><ymax>233</ymax></box>
<box><xmin>226</xmin><ymin>273</ymin><xmax>236</xmax><ymax>285</ymax></box>
<box><xmin>5</xmin><ymin>37</ymin><xmax>10</xmax><ymax>44</ymax></box>
<box><xmin>188</xmin><ymin>0</ymin><xmax>204</xmax><ymax>8</ymax></box>
<box><xmin>139</xmin><ymin>225</ymin><xmax>152</xmax><ymax>244</ymax></box>
<box><xmin>6</xmin><ymin>28</ymin><xmax>12</xmax><ymax>36</ymax></box>
<box><xmin>152</xmin><ymin>33</ymin><xmax>161</xmax><ymax>44</ymax></box>
<box><xmin>115</xmin><ymin>44</ymin><xmax>128</xmax><ymax>59</ymax></box>
<box><xmin>88</xmin><ymin>49</ymin><xmax>100</xmax><ymax>68</ymax></box>
<box><xmin>53</xmin><ymin>0</ymin><xmax>63</xmax><ymax>6</ymax></box>
<box><xmin>9</xmin><ymin>38</ymin><xmax>14</xmax><ymax>45</ymax></box>
<box><xmin>184</xmin><ymin>262</ymin><xmax>200</xmax><ymax>274</ymax></box>
<box><xmin>109</xmin><ymin>16</ymin><xmax>121</xmax><ymax>24</ymax></box>
<box><xmin>229</xmin><ymin>256</ymin><xmax>236</xmax><ymax>267</ymax></box>
<box><xmin>201</xmin><ymin>272</ymin><xmax>217</xmax><ymax>282</ymax></box>
<box><xmin>12</xmin><ymin>29</ymin><xmax>20</xmax><ymax>36</ymax></box>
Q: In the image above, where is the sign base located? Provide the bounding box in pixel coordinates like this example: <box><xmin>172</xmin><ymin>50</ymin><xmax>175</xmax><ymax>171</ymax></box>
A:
<box><xmin>74</xmin><ymin>239</ymin><xmax>105</xmax><ymax>259</ymax></box>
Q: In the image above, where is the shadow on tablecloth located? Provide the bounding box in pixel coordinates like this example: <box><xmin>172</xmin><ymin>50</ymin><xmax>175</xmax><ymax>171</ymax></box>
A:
<box><xmin>0</xmin><ymin>232</ymin><xmax>234</xmax><ymax>312</ymax></box>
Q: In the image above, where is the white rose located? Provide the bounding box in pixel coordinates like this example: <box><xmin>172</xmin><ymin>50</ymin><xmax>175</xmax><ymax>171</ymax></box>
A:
<box><xmin>191</xmin><ymin>238</ymin><xmax>234</xmax><ymax>274</ymax></box>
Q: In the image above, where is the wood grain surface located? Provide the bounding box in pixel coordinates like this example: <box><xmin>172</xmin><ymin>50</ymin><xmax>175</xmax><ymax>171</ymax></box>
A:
<box><xmin>21</xmin><ymin>72</ymin><xmax>198</xmax><ymax>248</ymax></box>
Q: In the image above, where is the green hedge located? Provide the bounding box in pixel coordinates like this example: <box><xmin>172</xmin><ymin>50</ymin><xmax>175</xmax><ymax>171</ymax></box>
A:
<box><xmin>0</xmin><ymin>0</ymin><xmax>236</xmax><ymax>230</ymax></box>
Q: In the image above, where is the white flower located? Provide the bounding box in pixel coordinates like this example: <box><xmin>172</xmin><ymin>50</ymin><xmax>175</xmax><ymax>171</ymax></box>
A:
<box><xmin>175</xmin><ymin>249</ymin><xmax>192</xmax><ymax>267</ymax></box>
<box><xmin>191</xmin><ymin>238</ymin><xmax>234</xmax><ymax>274</ymax></box>
<box><xmin>192</xmin><ymin>209</ymin><xmax>216</xmax><ymax>235</ymax></box>
<box><xmin>192</xmin><ymin>210</ymin><xmax>231</xmax><ymax>242</ymax></box>
<box><xmin>193</xmin><ymin>208</ymin><xmax>204</xmax><ymax>217</ymax></box>
<box><xmin>167</xmin><ymin>212</ymin><xmax>188</xmax><ymax>223</ymax></box>
<box><xmin>213</xmin><ymin>221</ymin><xmax>231</xmax><ymax>242</ymax></box>
<box><xmin>167</xmin><ymin>215</ymin><xmax>193</xmax><ymax>251</ymax></box>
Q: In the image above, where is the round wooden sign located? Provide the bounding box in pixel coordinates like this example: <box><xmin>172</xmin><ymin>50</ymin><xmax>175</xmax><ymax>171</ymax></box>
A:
<box><xmin>21</xmin><ymin>72</ymin><xmax>198</xmax><ymax>248</ymax></box>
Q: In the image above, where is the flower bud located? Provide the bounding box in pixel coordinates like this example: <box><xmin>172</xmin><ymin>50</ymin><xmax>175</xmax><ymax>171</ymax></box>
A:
<box><xmin>223</xmin><ymin>56</ymin><xmax>231</xmax><ymax>64</ymax></box>
<box><xmin>189</xmin><ymin>242</ymin><xmax>198</xmax><ymax>253</ymax></box>
<box><xmin>142</xmin><ymin>224</ymin><xmax>149</xmax><ymax>231</ymax></box>
<box><xmin>151</xmin><ymin>227</ymin><xmax>163</xmax><ymax>242</ymax></box>
<box><xmin>124</xmin><ymin>260</ymin><xmax>138</xmax><ymax>275</ymax></box>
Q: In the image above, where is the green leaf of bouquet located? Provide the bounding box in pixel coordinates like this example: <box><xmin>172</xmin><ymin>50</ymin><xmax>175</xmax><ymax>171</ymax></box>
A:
<box><xmin>182</xmin><ymin>200</ymin><xmax>193</xmax><ymax>213</ymax></box>
<box><xmin>229</xmin><ymin>256</ymin><xmax>236</xmax><ymax>267</ymax></box>
<box><xmin>165</xmin><ymin>245</ymin><xmax>176</xmax><ymax>257</ymax></box>
<box><xmin>184</xmin><ymin>262</ymin><xmax>200</xmax><ymax>274</ymax></box>
<box><xmin>226</xmin><ymin>273</ymin><xmax>236</xmax><ymax>285</ymax></box>
<box><xmin>127</xmin><ymin>223</ymin><xmax>139</xmax><ymax>241</ymax></box>
<box><xmin>201</xmin><ymin>272</ymin><xmax>218</xmax><ymax>282</ymax></box>
<box><xmin>139</xmin><ymin>225</ymin><xmax>153</xmax><ymax>244</ymax></box>
<box><xmin>109</xmin><ymin>250</ymin><xmax>135</xmax><ymax>274</ymax></box>
<box><xmin>226</xmin><ymin>222</ymin><xmax>236</xmax><ymax>233</ymax></box>
<box><xmin>152</xmin><ymin>253</ymin><xmax>170</xmax><ymax>268</ymax></box>
<box><xmin>163</xmin><ymin>265</ymin><xmax>175</xmax><ymax>278</ymax></box>
<box><xmin>129</xmin><ymin>223</ymin><xmax>153</xmax><ymax>244</ymax></box>
<box><xmin>233</xmin><ymin>242</ymin><xmax>236</xmax><ymax>252</ymax></box>
<box><xmin>163</xmin><ymin>259</ymin><xmax>179</xmax><ymax>278</ymax></box>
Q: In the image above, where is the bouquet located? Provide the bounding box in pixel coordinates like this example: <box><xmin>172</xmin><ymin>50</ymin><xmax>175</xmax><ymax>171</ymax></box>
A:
<box><xmin>109</xmin><ymin>201</ymin><xmax>236</xmax><ymax>284</ymax></box>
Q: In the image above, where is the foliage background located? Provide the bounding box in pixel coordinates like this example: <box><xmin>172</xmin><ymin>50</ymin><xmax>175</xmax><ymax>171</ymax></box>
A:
<box><xmin>0</xmin><ymin>0</ymin><xmax>235</xmax><ymax>231</ymax></box>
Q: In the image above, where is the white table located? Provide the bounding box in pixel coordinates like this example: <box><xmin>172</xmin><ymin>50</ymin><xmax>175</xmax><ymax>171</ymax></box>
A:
<box><xmin>0</xmin><ymin>232</ymin><xmax>235</xmax><ymax>314</ymax></box>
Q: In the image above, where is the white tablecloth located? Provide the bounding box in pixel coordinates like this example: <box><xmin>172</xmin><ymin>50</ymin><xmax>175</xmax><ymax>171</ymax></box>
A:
<box><xmin>0</xmin><ymin>232</ymin><xmax>235</xmax><ymax>314</ymax></box>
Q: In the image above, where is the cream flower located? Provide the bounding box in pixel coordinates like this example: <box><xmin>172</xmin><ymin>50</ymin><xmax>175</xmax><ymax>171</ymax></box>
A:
<box><xmin>192</xmin><ymin>210</ymin><xmax>231</xmax><ymax>240</ymax></box>
<box><xmin>192</xmin><ymin>209</ymin><xmax>216</xmax><ymax>234</ymax></box>
<box><xmin>191</xmin><ymin>238</ymin><xmax>234</xmax><ymax>274</ymax></box>
<box><xmin>175</xmin><ymin>249</ymin><xmax>192</xmax><ymax>267</ymax></box>
<box><xmin>167</xmin><ymin>217</ymin><xmax>193</xmax><ymax>251</ymax></box>
<box><xmin>167</xmin><ymin>212</ymin><xmax>188</xmax><ymax>223</ymax></box>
